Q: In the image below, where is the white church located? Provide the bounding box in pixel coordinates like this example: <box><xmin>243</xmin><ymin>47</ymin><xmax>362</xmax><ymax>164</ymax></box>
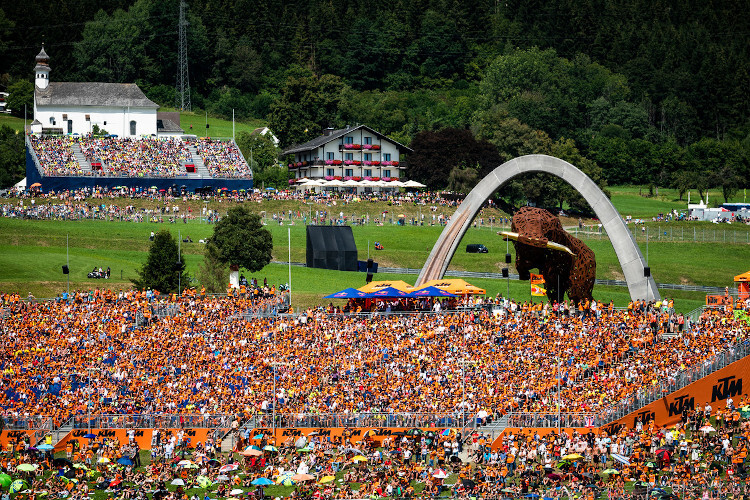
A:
<box><xmin>30</xmin><ymin>45</ymin><xmax>175</xmax><ymax>138</ymax></box>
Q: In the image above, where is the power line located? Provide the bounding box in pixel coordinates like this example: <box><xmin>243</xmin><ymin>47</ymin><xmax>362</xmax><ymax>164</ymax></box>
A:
<box><xmin>176</xmin><ymin>0</ymin><xmax>191</xmax><ymax>112</ymax></box>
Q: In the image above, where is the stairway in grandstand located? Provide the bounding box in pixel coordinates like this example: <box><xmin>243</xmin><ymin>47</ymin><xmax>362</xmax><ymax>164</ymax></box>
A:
<box><xmin>71</xmin><ymin>143</ymin><xmax>91</xmax><ymax>173</ymax></box>
<box><xmin>185</xmin><ymin>144</ymin><xmax>210</xmax><ymax>178</ymax></box>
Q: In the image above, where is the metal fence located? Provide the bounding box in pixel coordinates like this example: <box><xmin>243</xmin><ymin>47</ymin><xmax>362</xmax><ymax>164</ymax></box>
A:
<box><xmin>506</xmin><ymin>413</ymin><xmax>603</xmax><ymax>429</ymax></box>
<box><xmin>1</xmin><ymin>415</ymin><xmax>52</xmax><ymax>430</ymax></box>
<box><xmin>69</xmin><ymin>414</ymin><xmax>232</xmax><ymax>429</ymax></box>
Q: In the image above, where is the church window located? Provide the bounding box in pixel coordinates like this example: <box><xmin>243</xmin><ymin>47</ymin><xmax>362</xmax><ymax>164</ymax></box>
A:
<box><xmin>130</xmin><ymin>121</ymin><xmax>136</xmax><ymax>136</ymax></box>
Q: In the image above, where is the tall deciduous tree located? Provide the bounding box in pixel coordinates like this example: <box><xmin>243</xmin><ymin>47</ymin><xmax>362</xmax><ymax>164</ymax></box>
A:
<box><xmin>0</xmin><ymin>125</ymin><xmax>25</xmax><ymax>188</ymax></box>
<box><xmin>268</xmin><ymin>68</ymin><xmax>346</xmax><ymax>147</ymax></box>
<box><xmin>132</xmin><ymin>230</ymin><xmax>188</xmax><ymax>293</ymax></box>
<box><xmin>408</xmin><ymin>128</ymin><xmax>500</xmax><ymax>190</ymax></box>
<box><xmin>208</xmin><ymin>206</ymin><xmax>272</xmax><ymax>274</ymax></box>
<box><xmin>5</xmin><ymin>80</ymin><xmax>33</xmax><ymax>119</ymax></box>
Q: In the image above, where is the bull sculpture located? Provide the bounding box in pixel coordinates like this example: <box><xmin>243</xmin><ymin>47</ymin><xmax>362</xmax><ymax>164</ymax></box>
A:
<box><xmin>500</xmin><ymin>206</ymin><xmax>595</xmax><ymax>303</ymax></box>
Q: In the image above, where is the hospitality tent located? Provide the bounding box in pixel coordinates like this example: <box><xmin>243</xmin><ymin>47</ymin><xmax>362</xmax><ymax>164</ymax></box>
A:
<box><xmin>735</xmin><ymin>271</ymin><xmax>750</xmax><ymax>300</ymax></box>
<box><xmin>323</xmin><ymin>288</ymin><xmax>370</xmax><ymax>299</ymax></box>
<box><xmin>358</xmin><ymin>280</ymin><xmax>416</xmax><ymax>293</ymax></box>
<box><xmin>366</xmin><ymin>286</ymin><xmax>412</xmax><ymax>298</ymax></box>
<box><xmin>409</xmin><ymin>286</ymin><xmax>457</xmax><ymax>298</ymax></box>
<box><xmin>417</xmin><ymin>279</ymin><xmax>486</xmax><ymax>295</ymax></box>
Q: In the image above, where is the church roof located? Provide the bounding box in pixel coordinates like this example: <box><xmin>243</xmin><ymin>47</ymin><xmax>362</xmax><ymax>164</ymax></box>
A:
<box><xmin>157</xmin><ymin>119</ymin><xmax>184</xmax><ymax>133</ymax></box>
<box><xmin>35</xmin><ymin>82</ymin><xmax>158</xmax><ymax>109</ymax></box>
<box><xmin>35</xmin><ymin>46</ymin><xmax>49</xmax><ymax>64</ymax></box>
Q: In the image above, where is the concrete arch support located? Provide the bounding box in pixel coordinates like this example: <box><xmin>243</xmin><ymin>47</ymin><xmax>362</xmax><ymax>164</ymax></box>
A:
<box><xmin>417</xmin><ymin>155</ymin><xmax>660</xmax><ymax>301</ymax></box>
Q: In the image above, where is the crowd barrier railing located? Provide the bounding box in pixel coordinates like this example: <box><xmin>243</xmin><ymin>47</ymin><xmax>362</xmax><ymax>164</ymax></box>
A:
<box><xmin>69</xmin><ymin>414</ymin><xmax>232</xmax><ymax>430</ymax></box>
<box><xmin>1</xmin><ymin>415</ymin><xmax>53</xmax><ymax>431</ymax></box>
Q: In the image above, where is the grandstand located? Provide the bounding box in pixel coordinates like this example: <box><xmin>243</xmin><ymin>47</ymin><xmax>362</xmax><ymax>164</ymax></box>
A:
<box><xmin>25</xmin><ymin>134</ymin><xmax>254</xmax><ymax>192</ymax></box>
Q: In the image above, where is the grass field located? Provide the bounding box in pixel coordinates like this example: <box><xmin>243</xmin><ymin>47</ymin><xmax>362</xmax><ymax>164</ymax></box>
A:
<box><xmin>2</xmin><ymin>209</ymin><xmax>745</xmax><ymax>312</ymax></box>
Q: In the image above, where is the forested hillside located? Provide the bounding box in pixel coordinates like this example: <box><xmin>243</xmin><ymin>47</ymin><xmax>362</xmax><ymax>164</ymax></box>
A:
<box><xmin>0</xmin><ymin>0</ymin><xmax>748</xmax><ymax>206</ymax></box>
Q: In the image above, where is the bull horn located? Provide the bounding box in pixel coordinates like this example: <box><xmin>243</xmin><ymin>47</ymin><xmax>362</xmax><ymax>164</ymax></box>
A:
<box><xmin>500</xmin><ymin>231</ymin><xmax>576</xmax><ymax>256</ymax></box>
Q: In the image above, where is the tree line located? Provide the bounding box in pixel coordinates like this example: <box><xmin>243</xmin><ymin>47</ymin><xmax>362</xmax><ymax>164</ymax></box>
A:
<box><xmin>0</xmin><ymin>0</ymin><xmax>747</xmax><ymax>207</ymax></box>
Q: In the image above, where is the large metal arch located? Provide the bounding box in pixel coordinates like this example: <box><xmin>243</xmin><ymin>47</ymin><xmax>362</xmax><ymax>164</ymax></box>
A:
<box><xmin>417</xmin><ymin>154</ymin><xmax>660</xmax><ymax>301</ymax></box>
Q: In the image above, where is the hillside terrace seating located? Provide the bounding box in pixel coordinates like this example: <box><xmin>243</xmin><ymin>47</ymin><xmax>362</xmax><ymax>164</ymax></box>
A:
<box><xmin>78</xmin><ymin>137</ymin><xmax>192</xmax><ymax>178</ymax></box>
<box><xmin>29</xmin><ymin>135</ymin><xmax>83</xmax><ymax>177</ymax></box>
<box><xmin>195</xmin><ymin>138</ymin><xmax>252</xmax><ymax>178</ymax></box>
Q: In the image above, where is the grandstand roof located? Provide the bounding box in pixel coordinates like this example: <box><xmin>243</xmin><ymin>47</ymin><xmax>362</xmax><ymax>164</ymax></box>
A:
<box><xmin>35</xmin><ymin>82</ymin><xmax>159</xmax><ymax>108</ymax></box>
<box><xmin>157</xmin><ymin>119</ymin><xmax>184</xmax><ymax>134</ymax></box>
<box><xmin>282</xmin><ymin>125</ymin><xmax>413</xmax><ymax>155</ymax></box>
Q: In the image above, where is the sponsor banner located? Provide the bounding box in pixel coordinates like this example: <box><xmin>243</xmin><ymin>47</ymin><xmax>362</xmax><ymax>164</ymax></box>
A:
<box><xmin>707</xmin><ymin>295</ymin><xmax>732</xmax><ymax>306</ymax></box>
<box><xmin>600</xmin><ymin>355</ymin><xmax>749</xmax><ymax>437</ymax></box>
<box><xmin>247</xmin><ymin>427</ymin><xmax>448</xmax><ymax>447</ymax></box>
<box><xmin>53</xmin><ymin>428</ymin><xmax>224</xmax><ymax>452</ymax></box>
<box><xmin>0</xmin><ymin>430</ymin><xmax>39</xmax><ymax>451</ymax></box>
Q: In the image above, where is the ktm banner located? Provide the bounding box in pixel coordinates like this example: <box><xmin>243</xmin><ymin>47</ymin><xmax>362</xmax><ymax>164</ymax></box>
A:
<box><xmin>707</xmin><ymin>295</ymin><xmax>732</xmax><ymax>306</ymax></box>
<box><xmin>530</xmin><ymin>274</ymin><xmax>547</xmax><ymax>296</ymax></box>
<box><xmin>600</xmin><ymin>355</ymin><xmax>750</xmax><ymax>436</ymax></box>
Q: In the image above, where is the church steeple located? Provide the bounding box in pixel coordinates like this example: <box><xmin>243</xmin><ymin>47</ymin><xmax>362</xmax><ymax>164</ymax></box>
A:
<box><xmin>34</xmin><ymin>44</ymin><xmax>50</xmax><ymax>90</ymax></box>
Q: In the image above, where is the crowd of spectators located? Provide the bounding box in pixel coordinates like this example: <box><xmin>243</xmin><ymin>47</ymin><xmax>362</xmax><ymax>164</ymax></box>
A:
<box><xmin>0</xmin><ymin>292</ymin><xmax>746</xmax><ymax>431</ymax></box>
<box><xmin>27</xmin><ymin>137</ymin><xmax>255</xmax><ymax>179</ymax></box>
<box><xmin>29</xmin><ymin>136</ymin><xmax>83</xmax><ymax>177</ymax></box>
<box><xmin>79</xmin><ymin>138</ymin><xmax>192</xmax><ymax>178</ymax></box>
<box><xmin>195</xmin><ymin>139</ymin><xmax>252</xmax><ymax>178</ymax></box>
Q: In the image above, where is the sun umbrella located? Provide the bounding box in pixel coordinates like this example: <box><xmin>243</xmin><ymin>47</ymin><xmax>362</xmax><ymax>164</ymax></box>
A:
<box><xmin>292</xmin><ymin>474</ymin><xmax>314</xmax><ymax>481</ymax></box>
<box><xmin>196</xmin><ymin>476</ymin><xmax>211</xmax><ymax>488</ymax></box>
<box><xmin>230</xmin><ymin>489</ymin><xmax>244</xmax><ymax>496</ymax></box>
<box><xmin>462</xmin><ymin>478</ymin><xmax>476</xmax><ymax>490</ymax></box>
<box><xmin>10</xmin><ymin>480</ymin><xmax>28</xmax><ymax>493</ymax></box>
<box><xmin>73</xmin><ymin>464</ymin><xmax>88</xmax><ymax>470</ymax></box>
<box><xmin>38</xmin><ymin>444</ymin><xmax>54</xmax><ymax>451</ymax></box>
<box><xmin>441</xmin><ymin>429</ymin><xmax>452</xmax><ymax>436</ymax></box>
<box><xmin>563</xmin><ymin>454</ymin><xmax>583</xmax><ymax>460</ymax></box>
<box><xmin>297</xmin><ymin>447</ymin><xmax>313</xmax><ymax>452</ymax></box>
<box><xmin>18</xmin><ymin>464</ymin><xmax>38</xmax><ymax>471</ymax></box>
<box><xmin>602</xmin><ymin>469</ymin><xmax>620</xmax><ymax>475</ymax></box>
<box><xmin>432</xmin><ymin>469</ymin><xmax>448</xmax><ymax>479</ymax></box>
<box><xmin>655</xmin><ymin>449</ymin><xmax>671</xmax><ymax>462</ymax></box>
<box><xmin>97</xmin><ymin>457</ymin><xmax>110</xmax><ymax>464</ymax></box>
<box><xmin>0</xmin><ymin>474</ymin><xmax>12</xmax><ymax>488</ymax></box>
<box><xmin>262</xmin><ymin>445</ymin><xmax>278</xmax><ymax>452</ymax></box>
<box><xmin>206</xmin><ymin>459</ymin><xmax>222</xmax><ymax>468</ymax></box>
<box><xmin>84</xmin><ymin>433</ymin><xmax>97</xmax><ymax>439</ymax></box>
<box><xmin>611</xmin><ymin>453</ymin><xmax>631</xmax><ymax>466</ymax></box>
<box><xmin>219</xmin><ymin>464</ymin><xmax>238</xmax><ymax>473</ymax></box>
<box><xmin>351</xmin><ymin>455</ymin><xmax>368</xmax><ymax>463</ymax></box>
<box><xmin>344</xmin><ymin>447</ymin><xmax>363</xmax><ymax>455</ymax></box>
<box><xmin>700</xmin><ymin>425</ymin><xmax>716</xmax><ymax>433</ymax></box>
<box><xmin>239</xmin><ymin>449</ymin><xmax>262</xmax><ymax>457</ymax></box>
<box><xmin>215</xmin><ymin>475</ymin><xmax>230</xmax><ymax>482</ymax></box>
<box><xmin>252</xmin><ymin>434</ymin><xmax>263</xmax><ymax>440</ymax></box>
<box><xmin>645</xmin><ymin>461</ymin><xmax>656</xmax><ymax>468</ymax></box>
<box><xmin>318</xmin><ymin>476</ymin><xmax>335</xmax><ymax>484</ymax></box>
<box><xmin>30</xmin><ymin>183</ymin><xmax>42</xmax><ymax>188</ymax></box>
<box><xmin>177</xmin><ymin>460</ymin><xmax>193</xmax><ymax>466</ymax></box>
<box><xmin>171</xmin><ymin>479</ymin><xmax>185</xmax><ymax>486</ymax></box>
<box><xmin>275</xmin><ymin>472</ymin><xmax>295</xmax><ymax>486</ymax></box>
<box><xmin>250</xmin><ymin>478</ymin><xmax>273</xmax><ymax>486</ymax></box>
<box><xmin>545</xmin><ymin>473</ymin><xmax>562</xmax><ymax>481</ymax></box>
<box><xmin>117</xmin><ymin>457</ymin><xmax>133</xmax><ymax>466</ymax></box>
<box><xmin>110</xmin><ymin>479</ymin><xmax>122</xmax><ymax>487</ymax></box>
<box><xmin>294</xmin><ymin>436</ymin><xmax>307</xmax><ymax>448</ymax></box>
<box><xmin>183</xmin><ymin>463</ymin><xmax>199</xmax><ymax>469</ymax></box>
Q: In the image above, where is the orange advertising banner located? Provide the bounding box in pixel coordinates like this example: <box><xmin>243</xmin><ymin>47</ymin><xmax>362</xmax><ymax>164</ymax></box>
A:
<box><xmin>600</xmin><ymin>355</ymin><xmax>750</xmax><ymax>436</ymax></box>
<box><xmin>0</xmin><ymin>430</ymin><xmax>39</xmax><ymax>451</ymax></box>
<box><xmin>51</xmin><ymin>428</ymin><xmax>224</xmax><ymax>452</ymax></box>
<box><xmin>247</xmin><ymin>427</ymin><xmax>448</xmax><ymax>447</ymax></box>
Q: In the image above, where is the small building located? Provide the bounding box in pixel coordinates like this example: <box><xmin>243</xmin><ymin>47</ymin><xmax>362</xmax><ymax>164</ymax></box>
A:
<box><xmin>251</xmin><ymin>126</ymin><xmax>280</xmax><ymax>146</ymax></box>
<box><xmin>282</xmin><ymin>125</ymin><xmax>412</xmax><ymax>191</ymax></box>
<box><xmin>32</xmin><ymin>45</ymin><xmax>158</xmax><ymax>137</ymax></box>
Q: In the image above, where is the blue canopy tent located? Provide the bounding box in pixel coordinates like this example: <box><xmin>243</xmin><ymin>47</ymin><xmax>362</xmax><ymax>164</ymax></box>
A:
<box><xmin>323</xmin><ymin>288</ymin><xmax>369</xmax><ymax>299</ymax></box>
<box><xmin>409</xmin><ymin>286</ymin><xmax>457</xmax><ymax>298</ymax></box>
<box><xmin>366</xmin><ymin>286</ymin><xmax>412</xmax><ymax>298</ymax></box>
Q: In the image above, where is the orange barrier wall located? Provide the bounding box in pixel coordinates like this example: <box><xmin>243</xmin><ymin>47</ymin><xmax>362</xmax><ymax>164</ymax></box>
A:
<box><xmin>246</xmin><ymin>427</ymin><xmax>448</xmax><ymax>447</ymax></box>
<box><xmin>0</xmin><ymin>430</ymin><xmax>40</xmax><ymax>450</ymax></box>
<box><xmin>52</xmin><ymin>428</ymin><xmax>225</xmax><ymax>452</ymax></box>
<box><xmin>600</xmin><ymin>355</ymin><xmax>750</xmax><ymax>436</ymax></box>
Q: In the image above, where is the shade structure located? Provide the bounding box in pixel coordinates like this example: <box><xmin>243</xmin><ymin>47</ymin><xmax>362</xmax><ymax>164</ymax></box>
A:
<box><xmin>342</xmin><ymin>179</ymin><xmax>360</xmax><ymax>187</ymax></box>
<box><xmin>365</xmin><ymin>286</ymin><xmax>412</xmax><ymax>298</ymax></box>
<box><xmin>402</xmin><ymin>180</ymin><xmax>426</xmax><ymax>188</ymax></box>
<box><xmin>358</xmin><ymin>280</ymin><xmax>415</xmax><ymax>293</ymax></box>
<box><xmin>326</xmin><ymin>179</ymin><xmax>345</xmax><ymax>187</ymax></box>
<box><xmin>323</xmin><ymin>288</ymin><xmax>370</xmax><ymax>299</ymax></box>
<box><xmin>409</xmin><ymin>286</ymin><xmax>457</xmax><ymax>298</ymax></box>
<box><xmin>419</xmin><ymin>278</ymin><xmax>486</xmax><ymax>295</ymax></box>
